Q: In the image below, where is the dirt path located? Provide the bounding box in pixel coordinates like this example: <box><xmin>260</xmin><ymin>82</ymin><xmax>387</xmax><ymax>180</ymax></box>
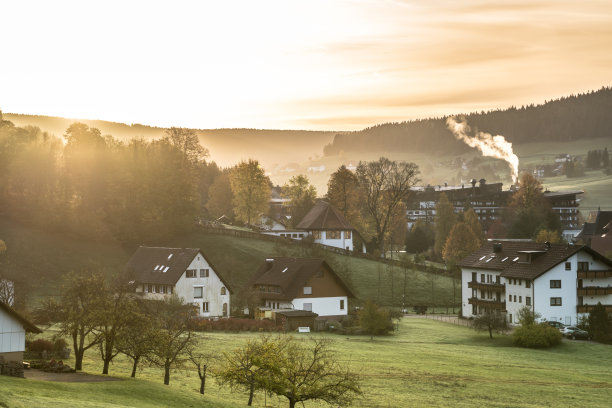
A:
<box><xmin>24</xmin><ymin>369</ymin><xmax>122</xmax><ymax>383</ymax></box>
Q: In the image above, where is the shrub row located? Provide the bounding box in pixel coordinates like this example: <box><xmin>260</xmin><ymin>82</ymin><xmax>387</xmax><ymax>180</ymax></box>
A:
<box><xmin>513</xmin><ymin>323</ymin><xmax>562</xmax><ymax>348</ymax></box>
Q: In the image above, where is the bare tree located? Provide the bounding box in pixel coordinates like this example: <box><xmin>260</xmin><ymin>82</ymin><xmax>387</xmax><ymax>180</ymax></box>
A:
<box><xmin>356</xmin><ymin>157</ymin><xmax>419</xmax><ymax>257</ymax></box>
<box><xmin>187</xmin><ymin>345</ymin><xmax>217</xmax><ymax>394</ymax></box>
<box><xmin>473</xmin><ymin>310</ymin><xmax>509</xmax><ymax>339</ymax></box>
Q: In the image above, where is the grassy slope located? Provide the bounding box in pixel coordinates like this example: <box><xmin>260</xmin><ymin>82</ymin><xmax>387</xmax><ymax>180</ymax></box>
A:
<box><xmin>0</xmin><ymin>218</ymin><xmax>457</xmax><ymax>307</ymax></box>
<box><xmin>2</xmin><ymin>319</ymin><xmax>611</xmax><ymax>407</ymax></box>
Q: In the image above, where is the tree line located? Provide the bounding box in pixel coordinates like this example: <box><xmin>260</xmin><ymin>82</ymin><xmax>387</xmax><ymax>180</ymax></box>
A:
<box><xmin>324</xmin><ymin>86</ymin><xmax>612</xmax><ymax>156</ymax></box>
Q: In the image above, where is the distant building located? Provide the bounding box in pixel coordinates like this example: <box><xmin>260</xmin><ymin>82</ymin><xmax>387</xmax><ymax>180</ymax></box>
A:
<box><xmin>577</xmin><ymin>209</ymin><xmax>612</xmax><ymax>247</ymax></box>
<box><xmin>126</xmin><ymin>247</ymin><xmax>232</xmax><ymax>317</ymax></box>
<box><xmin>459</xmin><ymin>240</ymin><xmax>612</xmax><ymax>326</ymax></box>
<box><xmin>405</xmin><ymin>178</ymin><xmax>583</xmax><ymax>238</ymax></box>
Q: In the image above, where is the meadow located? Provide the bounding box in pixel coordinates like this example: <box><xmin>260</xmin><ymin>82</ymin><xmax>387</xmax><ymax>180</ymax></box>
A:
<box><xmin>0</xmin><ymin>217</ymin><xmax>458</xmax><ymax>309</ymax></box>
<box><xmin>2</xmin><ymin>318</ymin><xmax>611</xmax><ymax>408</ymax></box>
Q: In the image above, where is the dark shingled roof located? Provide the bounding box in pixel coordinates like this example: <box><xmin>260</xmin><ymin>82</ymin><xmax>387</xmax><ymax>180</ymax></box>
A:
<box><xmin>296</xmin><ymin>200</ymin><xmax>354</xmax><ymax>230</ymax></box>
<box><xmin>251</xmin><ymin>258</ymin><xmax>356</xmax><ymax>300</ymax></box>
<box><xmin>0</xmin><ymin>301</ymin><xmax>42</xmax><ymax>334</ymax></box>
<box><xmin>125</xmin><ymin>246</ymin><xmax>233</xmax><ymax>293</ymax></box>
<box><xmin>458</xmin><ymin>241</ymin><xmax>612</xmax><ymax>280</ymax></box>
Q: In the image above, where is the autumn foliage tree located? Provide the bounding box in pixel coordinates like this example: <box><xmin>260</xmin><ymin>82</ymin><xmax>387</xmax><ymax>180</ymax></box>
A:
<box><xmin>443</xmin><ymin>222</ymin><xmax>482</xmax><ymax>269</ymax></box>
<box><xmin>282</xmin><ymin>174</ymin><xmax>317</xmax><ymax>227</ymax></box>
<box><xmin>506</xmin><ymin>173</ymin><xmax>559</xmax><ymax>238</ymax></box>
<box><xmin>230</xmin><ymin>159</ymin><xmax>271</xmax><ymax>225</ymax></box>
<box><xmin>434</xmin><ymin>193</ymin><xmax>456</xmax><ymax>256</ymax></box>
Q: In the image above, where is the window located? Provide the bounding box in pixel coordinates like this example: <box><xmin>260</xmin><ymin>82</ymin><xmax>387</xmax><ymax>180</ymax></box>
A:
<box><xmin>345</xmin><ymin>230</ymin><xmax>351</xmax><ymax>239</ymax></box>
<box><xmin>519</xmin><ymin>296</ymin><xmax>522</xmax><ymax>303</ymax></box>
<box><xmin>481</xmin><ymin>274</ymin><xmax>485</xmax><ymax>283</ymax></box>
<box><xmin>221</xmin><ymin>287</ymin><xmax>226</xmax><ymax>295</ymax></box>
<box><xmin>519</xmin><ymin>279</ymin><xmax>522</xmax><ymax>286</ymax></box>
<box><xmin>159</xmin><ymin>286</ymin><xmax>165</xmax><ymax>294</ymax></box>
<box><xmin>303</xmin><ymin>286</ymin><xmax>312</xmax><ymax>295</ymax></box>
<box><xmin>513</xmin><ymin>295</ymin><xmax>517</xmax><ymax>302</ymax></box>
<box><xmin>508</xmin><ymin>294</ymin><xmax>512</xmax><ymax>302</ymax></box>
<box><xmin>168</xmin><ymin>286</ymin><xmax>173</xmax><ymax>294</ymax></box>
<box><xmin>526</xmin><ymin>297</ymin><xmax>531</xmax><ymax>306</ymax></box>
<box><xmin>578</xmin><ymin>262</ymin><xmax>589</xmax><ymax>271</ymax></box>
<box><xmin>327</xmin><ymin>231</ymin><xmax>341</xmax><ymax>239</ymax></box>
<box><xmin>565</xmin><ymin>262</ymin><xmax>571</xmax><ymax>270</ymax></box>
<box><xmin>495</xmin><ymin>275</ymin><xmax>500</xmax><ymax>284</ymax></box>
<box><xmin>186</xmin><ymin>269</ymin><xmax>197</xmax><ymax>278</ymax></box>
<box><xmin>340</xmin><ymin>299</ymin><xmax>345</xmax><ymax>310</ymax></box>
<box><xmin>203</xmin><ymin>302</ymin><xmax>209</xmax><ymax>312</ymax></box>
<box><xmin>312</xmin><ymin>231</ymin><xmax>321</xmax><ymax>239</ymax></box>
<box><xmin>550</xmin><ymin>297</ymin><xmax>562</xmax><ymax>306</ymax></box>
<box><xmin>550</xmin><ymin>280</ymin><xmax>561</xmax><ymax>289</ymax></box>
<box><xmin>526</xmin><ymin>280</ymin><xmax>531</xmax><ymax>288</ymax></box>
<box><xmin>194</xmin><ymin>287</ymin><xmax>203</xmax><ymax>298</ymax></box>
<box><xmin>200</xmin><ymin>268</ymin><xmax>209</xmax><ymax>278</ymax></box>
<box><xmin>303</xmin><ymin>303</ymin><xmax>312</xmax><ymax>311</ymax></box>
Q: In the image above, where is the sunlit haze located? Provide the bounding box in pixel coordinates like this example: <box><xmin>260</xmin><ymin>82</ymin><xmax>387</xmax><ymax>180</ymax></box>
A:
<box><xmin>2</xmin><ymin>0</ymin><xmax>612</xmax><ymax>130</ymax></box>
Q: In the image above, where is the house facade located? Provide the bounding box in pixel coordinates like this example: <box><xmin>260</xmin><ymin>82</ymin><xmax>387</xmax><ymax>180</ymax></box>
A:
<box><xmin>459</xmin><ymin>241</ymin><xmax>612</xmax><ymax>325</ymax></box>
<box><xmin>126</xmin><ymin>247</ymin><xmax>232</xmax><ymax>317</ymax></box>
<box><xmin>1</xmin><ymin>301</ymin><xmax>41</xmax><ymax>369</ymax></box>
<box><xmin>295</xmin><ymin>200</ymin><xmax>366</xmax><ymax>253</ymax></box>
<box><xmin>251</xmin><ymin>257</ymin><xmax>355</xmax><ymax>318</ymax></box>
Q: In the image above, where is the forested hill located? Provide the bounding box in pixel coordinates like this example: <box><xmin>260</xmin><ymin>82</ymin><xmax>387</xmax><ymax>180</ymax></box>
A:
<box><xmin>3</xmin><ymin>114</ymin><xmax>335</xmax><ymax>168</ymax></box>
<box><xmin>323</xmin><ymin>86</ymin><xmax>612</xmax><ymax>156</ymax></box>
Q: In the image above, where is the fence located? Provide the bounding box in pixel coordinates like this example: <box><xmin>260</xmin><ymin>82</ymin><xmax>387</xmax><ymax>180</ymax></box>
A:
<box><xmin>417</xmin><ymin>313</ymin><xmax>473</xmax><ymax>328</ymax></box>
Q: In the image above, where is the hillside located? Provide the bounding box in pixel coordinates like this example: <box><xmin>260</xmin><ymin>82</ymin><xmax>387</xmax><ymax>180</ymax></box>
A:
<box><xmin>3</xmin><ymin>113</ymin><xmax>335</xmax><ymax>169</ymax></box>
<box><xmin>0</xmin><ymin>218</ymin><xmax>457</xmax><ymax>309</ymax></box>
<box><xmin>323</xmin><ymin>86</ymin><xmax>612</xmax><ymax>156</ymax></box>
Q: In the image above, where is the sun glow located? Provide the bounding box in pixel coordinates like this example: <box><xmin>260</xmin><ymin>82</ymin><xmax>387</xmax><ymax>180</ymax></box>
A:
<box><xmin>2</xmin><ymin>1</ymin><xmax>612</xmax><ymax>130</ymax></box>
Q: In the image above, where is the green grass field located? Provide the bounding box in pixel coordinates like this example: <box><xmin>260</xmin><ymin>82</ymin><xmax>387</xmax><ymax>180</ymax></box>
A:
<box><xmin>2</xmin><ymin>319</ymin><xmax>611</xmax><ymax>407</ymax></box>
<box><xmin>0</xmin><ymin>218</ymin><xmax>458</xmax><ymax>308</ymax></box>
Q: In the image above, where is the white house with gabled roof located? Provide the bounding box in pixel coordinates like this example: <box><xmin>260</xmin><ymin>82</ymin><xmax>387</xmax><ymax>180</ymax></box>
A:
<box><xmin>125</xmin><ymin>247</ymin><xmax>232</xmax><ymax>317</ymax></box>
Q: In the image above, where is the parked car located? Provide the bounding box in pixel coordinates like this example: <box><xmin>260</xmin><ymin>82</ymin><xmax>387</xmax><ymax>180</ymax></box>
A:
<box><xmin>546</xmin><ymin>321</ymin><xmax>566</xmax><ymax>330</ymax></box>
<box><xmin>561</xmin><ymin>326</ymin><xmax>592</xmax><ymax>340</ymax></box>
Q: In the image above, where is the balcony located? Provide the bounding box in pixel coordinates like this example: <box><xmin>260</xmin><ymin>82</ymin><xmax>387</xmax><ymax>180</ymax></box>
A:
<box><xmin>577</xmin><ymin>304</ymin><xmax>612</xmax><ymax>313</ymax></box>
<box><xmin>577</xmin><ymin>287</ymin><xmax>612</xmax><ymax>296</ymax></box>
<box><xmin>468</xmin><ymin>281</ymin><xmax>505</xmax><ymax>291</ymax></box>
<box><xmin>468</xmin><ymin>297</ymin><xmax>506</xmax><ymax>310</ymax></box>
<box><xmin>577</xmin><ymin>270</ymin><xmax>612</xmax><ymax>279</ymax></box>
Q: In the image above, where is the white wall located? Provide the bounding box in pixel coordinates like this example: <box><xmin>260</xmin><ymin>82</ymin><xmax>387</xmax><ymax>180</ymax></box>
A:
<box><xmin>315</xmin><ymin>231</ymin><xmax>353</xmax><ymax>251</ymax></box>
<box><xmin>292</xmin><ymin>296</ymin><xmax>348</xmax><ymax>317</ymax></box>
<box><xmin>460</xmin><ymin>268</ymin><xmax>503</xmax><ymax>318</ymax></box>
<box><xmin>175</xmin><ymin>253</ymin><xmax>230</xmax><ymax>317</ymax></box>
<box><xmin>533</xmin><ymin>254</ymin><xmax>578</xmax><ymax>325</ymax></box>
<box><xmin>0</xmin><ymin>310</ymin><xmax>25</xmax><ymax>353</ymax></box>
<box><xmin>505</xmin><ymin>277</ymin><xmax>534</xmax><ymax>324</ymax></box>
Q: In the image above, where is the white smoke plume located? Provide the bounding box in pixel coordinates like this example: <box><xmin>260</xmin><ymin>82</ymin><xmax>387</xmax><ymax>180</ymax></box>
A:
<box><xmin>446</xmin><ymin>117</ymin><xmax>519</xmax><ymax>183</ymax></box>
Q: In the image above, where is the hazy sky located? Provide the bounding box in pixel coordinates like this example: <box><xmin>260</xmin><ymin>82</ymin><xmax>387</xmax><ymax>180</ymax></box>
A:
<box><xmin>2</xmin><ymin>0</ymin><xmax>612</xmax><ymax>130</ymax></box>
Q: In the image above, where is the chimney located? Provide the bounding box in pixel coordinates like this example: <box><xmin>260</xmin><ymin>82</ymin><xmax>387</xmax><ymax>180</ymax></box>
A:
<box><xmin>544</xmin><ymin>241</ymin><xmax>551</xmax><ymax>251</ymax></box>
<box><xmin>479</xmin><ymin>178</ymin><xmax>486</xmax><ymax>188</ymax></box>
<box><xmin>470</xmin><ymin>178</ymin><xmax>477</xmax><ymax>188</ymax></box>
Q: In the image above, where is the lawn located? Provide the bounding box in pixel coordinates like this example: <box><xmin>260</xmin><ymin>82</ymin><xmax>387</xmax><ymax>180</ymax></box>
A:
<box><xmin>3</xmin><ymin>319</ymin><xmax>610</xmax><ymax>408</ymax></box>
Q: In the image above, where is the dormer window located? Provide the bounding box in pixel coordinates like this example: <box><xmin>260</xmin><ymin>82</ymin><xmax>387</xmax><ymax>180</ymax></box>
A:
<box><xmin>304</xmin><ymin>286</ymin><xmax>312</xmax><ymax>295</ymax></box>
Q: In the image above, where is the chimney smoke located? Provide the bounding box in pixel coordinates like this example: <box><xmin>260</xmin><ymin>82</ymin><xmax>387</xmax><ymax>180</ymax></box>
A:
<box><xmin>446</xmin><ymin>117</ymin><xmax>519</xmax><ymax>183</ymax></box>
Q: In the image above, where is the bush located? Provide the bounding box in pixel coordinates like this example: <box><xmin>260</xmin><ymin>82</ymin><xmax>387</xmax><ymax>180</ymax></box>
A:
<box><xmin>53</xmin><ymin>337</ymin><xmax>68</xmax><ymax>351</ymax></box>
<box><xmin>27</xmin><ymin>339</ymin><xmax>54</xmax><ymax>353</ymax></box>
<box><xmin>513</xmin><ymin>323</ymin><xmax>562</xmax><ymax>348</ymax></box>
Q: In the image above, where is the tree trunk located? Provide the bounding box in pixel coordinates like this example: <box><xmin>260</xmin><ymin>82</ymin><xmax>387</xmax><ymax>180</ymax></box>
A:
<box><xmin>489</xmin><ymin>327</ymin><xmax>493</xmax><ymax>339</ymax></box>
<box><xmin>164</xmin><ymin>363</ymin><xmax>170</xmax><ymax>385</ymax></box>
<box><xmin>199</xmin><ymin>365</ymin><xmax>206</xmax><ymax>394</ymax></box>
<box><xmin>131</xmin><ymin>356</ymin><xmax>139</xmax><ymax>378</ymax></box>
<box><xmin>247</xmin><ymin>382</ymin><xmax>254</xmax><ymax>406</ymax></box>
<box><xmin>102</xmin><ymin>358</ymin><xmax>110</xmax><ymax>375</ymax></box>
<box><xmin>289</xmin><ymin>399</ymin><xmax>296</xmax><ymax>408</ymax></box>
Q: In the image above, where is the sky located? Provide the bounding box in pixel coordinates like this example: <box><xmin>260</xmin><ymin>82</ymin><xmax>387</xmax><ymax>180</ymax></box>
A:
<box><xmin>2</xmin><ymin>0</ymin><xmax>612</xmax><ymax>131</ymax></box>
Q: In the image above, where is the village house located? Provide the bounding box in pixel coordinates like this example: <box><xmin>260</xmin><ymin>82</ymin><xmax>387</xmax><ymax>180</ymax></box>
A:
<box><xmin>261</xmin><ymin>200</ymin><xmax>366</xmax><ymax>253</ymax></box>
<box><xmin>125</xmin><ymin>247</ymin><xmax>232</xmax><ymax>317</ymax></box>
<box><xmin>250</xmin><ymin>257</ymin><xmax>355</xmax><ymax>319</ymax></box>
<box><xmin>459</xmin><ymin>240</ymin><xmax>612</xmax><ymax>326</ymax></box>
<box><xmin>1</xmin><ymin>300</ymin><xmax>41</xmax><ymax>376</ymax></box>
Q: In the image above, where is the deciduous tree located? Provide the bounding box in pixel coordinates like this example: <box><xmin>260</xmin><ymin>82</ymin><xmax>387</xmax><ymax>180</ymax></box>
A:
<box><xmin>506</xmin><ymin>173</ymin><xmax>559</xmax><ymax>238</ymax></box>
<box><xmin>356</xmin><ymin>157</ymin><xmax>419</xmax><ymax>257</ymax></box>
<box><xmin>206</xmin><ymin>173</ymin><xmax>234</xmax><ymax>219</ymax></box>
<box><xmin>358</xmin><ymin>300</ymin><xmax>394</xmax><ymax>340</ymax></box>
<box><xmin>473</xmin><ymin>310</ymin><xmax>509</xmax><ymax>339</ymax></box>
<box><xmin>442</xmin><ymin>222</ymin><xmax>481</xmax><ymax>268</ymax></box>
<box><xmin>434</xmin><ymin>193</ymin><xmax>456</xmax><ymax>256</ymax></box>
<box><xmin>282</xmin><ymin>174</ymin><xmax>317</xmax><ymax>227</ymax></box>
<box><xmin>230</xmin><ymin>159</ymin><xmax>271</xmax><ymax>225</ymax></box>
